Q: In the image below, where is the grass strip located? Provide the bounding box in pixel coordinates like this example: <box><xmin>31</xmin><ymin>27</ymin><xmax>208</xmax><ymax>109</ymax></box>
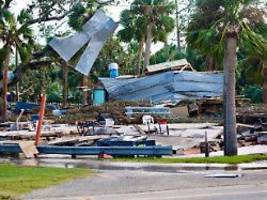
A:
<box><xmin>113</xmin><ymin>154</ymin><xmax>267</xmax><ymax>164</ymax></box>
<box><xmin>0</xmin><ymin>163</ymin><xmax>90</xmax><ymax>199</ymax></box>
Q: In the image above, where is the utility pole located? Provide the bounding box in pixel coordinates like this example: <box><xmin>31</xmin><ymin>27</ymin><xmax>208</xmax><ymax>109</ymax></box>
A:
<box><xmin>175</xmin><ymin>0</ymin><xmax>181</xmax><ymax>51</ymax></box>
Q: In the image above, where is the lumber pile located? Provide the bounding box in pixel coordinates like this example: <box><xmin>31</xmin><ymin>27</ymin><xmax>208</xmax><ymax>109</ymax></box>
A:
<box><xmin>52</xmin><ymin>101</ymin><xmax>150</xmax><ymax>125</ymax></box>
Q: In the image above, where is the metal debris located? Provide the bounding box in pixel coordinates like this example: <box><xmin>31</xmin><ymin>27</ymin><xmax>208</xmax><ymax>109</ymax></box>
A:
<box><xmin>100</xmin><ymin>71</ymin><xmax>223</xmax><ymax>104</ymax></box>
<box><xmin>49</xmin><ymin>10</ymin><xmax>118</xmax><ymax>75</ymax></box>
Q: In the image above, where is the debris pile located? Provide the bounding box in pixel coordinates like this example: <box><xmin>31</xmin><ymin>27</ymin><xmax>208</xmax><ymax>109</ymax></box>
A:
<box><xmin>100</xmin><ymin>71</ymin><xmax>223</xmax><ymax>105</ymax></box>
<box><xmin>237</xmin><ymin>122</ymin><xmax>267</xmax><ymax>146</ymax></box>
<box><xmin>53</xmin><ymin>101</ymin><xmax>151</xmax><ymax>124</ymax></box>
<box><xmin>237</xmin><ymin>104</ymin><xmax>267</xmax><ymax>124</ymax></box>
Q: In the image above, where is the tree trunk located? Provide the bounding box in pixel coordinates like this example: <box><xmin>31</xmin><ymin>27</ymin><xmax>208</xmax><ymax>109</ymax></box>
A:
<box><xmin>62</xmin><ymin>63</ymin><xmax>68</xmax><ymax>108</ymax></box>
<box><xmin>15</xmin><ymin>83</ymin><xmax>20</xmax><ymax>102</ymax></box>
<box><xmin>82</xmin><ymin>75</ymin><xmax>88</xmax><ymax>106</ymax></box>
<box><xmin>206</xmin><ymin>55</ymin><xmax>216</xmax><ymax>71</ymax></box>
<box><xmin>223</xmin><ymin>36</ymin><xmax>238</xmax><ymax>156</ymax></box>
<box><xmin>143</xmin><ymin>23</ymin><xmax>153</xmax><ymax>74</ymax></box>
<box><xmin>15</xmin><ymin>48</ymin><xmax>20</xmax><ymax>102</ymax></box>
<box><xmin>136</xmin><ymin>37</ymin><xmax>145</xmax><ymax>76</ymax></box>
<box><xmin>1</xmin><ymin>52</ymin><xmax>10</xmax><ymax>122</ymax></box>
<box><xmin>263</xmin><ymin>61</ymin><xmax>267</xmax><ymax>104</ymax></box>
<box><xmin>175</xmin><ymin>0</ymin><xmax>181</xmax><ymax>51</ymax></box>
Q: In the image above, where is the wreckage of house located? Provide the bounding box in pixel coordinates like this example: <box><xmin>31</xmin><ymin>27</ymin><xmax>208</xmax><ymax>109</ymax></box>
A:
<box><xmin>99</xmin><ymin>59</ymin><xmax>223</xmax><ymax>105</ymax></box>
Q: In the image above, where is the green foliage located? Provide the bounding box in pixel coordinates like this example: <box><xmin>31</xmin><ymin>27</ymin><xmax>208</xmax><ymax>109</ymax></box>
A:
<box><xmin>20</xmin><ymin>67</ymin><xmax>53</xmax><ymax>102</ymax></box>
<box><xmin>242</xmin><ymin>85</ymin><xmax>263</xmax><ymax>103</ymax></box>
<box><xmin>92</xmin><ymin>37</ymin><xmax>137</xmax><ymax>76</ymax></box>
<box><xmin>0</xmin><ymin>4</ymin><xmax>34</xmax><ymax>66</ymax></box>
<box><xmin>119</xmin><ymin>0</ymin><xmax>175</xmax><ymax>43</ymax></box>
<box><xmin>17</xmin><ymin>9</ymin><xmax>33</xmax><ymax>24</ymax></box>
<box><xmin>68</xmin><ymin>0</ymin><xmax>102</xmax><ymax>31</ymax></box>
<box><xmin>185</xmin><ymin>48</ymin><xmax>206</xmax><ymax>71</ymax></box>
<box><xmin>118</xmin><ymin>0</ymin><xmax>175</xmax><ymax>73</ymax></box>
<box><xmin>238</xmin><ymin>57</ymin><xmax>263</xmax><ymax>86</ymax></box>
<box><xmin>149</xmin><ymin>45</ymin><xmax>207</xmax><ymax>71</ymax></box>
<box><xmin>186</xmin><ymin>0</ymin><xmax>267</xmax><ymax>69</ymax></box>
<box><xmin>46</xmin><ymin>82</ymin><xmax>62</xmax><ymax>103</ymax></box>
<box><xmin>66</xmin><ymin>69</ymin><xmax>83</xmax><ymax>104</ymax></box>
<box><xmin>150</xmin><ymin>44</ymin><xmax>186</xmax><ymax>65</ymax></box>
<box><xmin>68</xmin><ymin>3</ymin><xmax>87</xmax><ymax>31</ymax></box>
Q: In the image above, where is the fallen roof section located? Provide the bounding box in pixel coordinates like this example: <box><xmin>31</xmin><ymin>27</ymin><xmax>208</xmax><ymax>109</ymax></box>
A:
<box><xmin>146</xmin><ymin>59</ymin><xmax>195</xmax><ymax>74</ymax></box>
<box><xmin>49</xmin><ymin>10</ymin><xmax>118</xmax><ymax>76</ymax></box>
<box><xmin>100</xmin><ymin>71</ymin><xmax>223</xmax><ymax>105</ymax></box>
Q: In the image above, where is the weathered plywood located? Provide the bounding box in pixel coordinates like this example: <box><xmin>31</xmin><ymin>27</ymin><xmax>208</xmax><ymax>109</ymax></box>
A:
<box><xmin>18</xmin><ymin>141</ymin><xmax>38</xmax><ymax>158</ymax></box>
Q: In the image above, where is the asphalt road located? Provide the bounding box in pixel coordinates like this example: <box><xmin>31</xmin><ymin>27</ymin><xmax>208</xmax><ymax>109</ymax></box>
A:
<box><xmin>91</xmin><ymin>184</ymin><xmax>267</xmax><ymax>200</ymax></box>
<box><xmin>23</xmin><ymin>168</ymin><xmax>267</xmax><ymax>200</ymax></box>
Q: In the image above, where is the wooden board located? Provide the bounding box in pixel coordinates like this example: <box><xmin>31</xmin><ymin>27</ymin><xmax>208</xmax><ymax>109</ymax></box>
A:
<box><xmin>133</xmin><ymin>125</ymin><xmax>146</xmax><ymax>135</ymax></box>
<box><xmin>0</xmin><ymin>126</ymin><xmax>78</xmax><ymax>139</ymax></box>
<box><xmin>48</xmin><ymin>136</ymin><xmax>107</xmax><ymax>145</ymax></box>
<box><xmin>48</xmin><ymin>138</ymin><xmax>79</xmax><ymax>145</ymax></box>
<box><xmin>18</xmin><ymin>141</ymin><xmax>39</xmax><ymax>158</ymax></box>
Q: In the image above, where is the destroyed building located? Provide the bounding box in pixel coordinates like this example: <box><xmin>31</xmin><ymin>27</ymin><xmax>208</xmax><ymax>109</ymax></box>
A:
<box><xmin>100</xmin><ymin>59</ymin><xmax>223</xmax><ymax>105</ymax></box>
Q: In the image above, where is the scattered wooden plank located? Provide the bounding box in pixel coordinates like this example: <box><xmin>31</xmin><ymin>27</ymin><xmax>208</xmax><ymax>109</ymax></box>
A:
<box><xmin>48</xmin><ymin>138</ymin><xmax>79</xmax><ymax>145</ymax></box>
<box><xmin>237</xmin><ymin>123</ymin><xmax>254</xmax><ymax>128</ymax></box>
<box><xmin>0</xmin><ymin>126</ymin><xmax>78</xmax><ymax>140</ymax></box>
<box><xmin>48</xmin><ymin>136</ymin><xmax>107</xmax><ymax>145</ymax></box>
<box><xmin>18</xmin><ymin>141</ymin><xmax>38</xmax><ymax>158</ymax></box>
<box><xmin>133</xmin><ymin>125</ymin><xmax>146</xmax><ymax>135</ymax></box>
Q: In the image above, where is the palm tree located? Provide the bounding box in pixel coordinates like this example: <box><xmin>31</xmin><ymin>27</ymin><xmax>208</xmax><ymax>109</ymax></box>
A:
<box><xmin>118</xmin><ymin>8</ymin><xmax>147</xmax><ymax>75</ymax></box>
<box><xmin>264</xmin><ymin>60</ymin><xmax>267</xmax><ymax>103</ymax></box>
<box><xmin>62</xmin><ymin>62</ymin><xmax>68</xmax><ymax>107</ymax></box>
<box><xmin>0</xmin><ymin>5</ymin><xmax>34</xmax><ymax>121</ymax></box>
<box><xmin>187</xmin><ymin>0</ymin><xmax>267</xmax><ymax>155</ymax></box>
<box><xmin>244</xmin><ymin>23</ymin><xmax>267</xmax><ymax>103</ymax></box>
<box><xmin>118</xmin><ymin>0</ymin><xmax>175</xmax><ymax>75</ymax></box>
<box><xmin>186</xmin><ymin>0</ymin><xmax>225</xmax><ymax>71</ymax></box>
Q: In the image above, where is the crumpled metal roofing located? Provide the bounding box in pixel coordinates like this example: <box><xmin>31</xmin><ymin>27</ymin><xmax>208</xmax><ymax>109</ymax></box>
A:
<box><xmin>99</xmin><ymin>71</ymin><xmax>223</xmax><ymax>104</ymax></box>
<box><xmin>49</xmin><ymin>10</ymin><xmax>118</xmax><ymax>76</ymax></box>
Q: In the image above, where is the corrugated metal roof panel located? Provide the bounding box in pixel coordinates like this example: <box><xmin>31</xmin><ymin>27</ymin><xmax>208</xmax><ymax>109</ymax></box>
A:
<box><xmin>49</xmin><ymin>10</ymin><xmax>118</xmax><ymax>76</ymax></box>
<box><xmin>100</xmin><ymin>71</ymin><xmax>223</xmax><ymax>104</ymax></box>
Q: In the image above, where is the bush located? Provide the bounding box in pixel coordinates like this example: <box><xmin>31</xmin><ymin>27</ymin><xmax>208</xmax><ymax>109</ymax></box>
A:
<box><xmin>242</xmin><ymin>85</ymin><xmax>263</xmax><ymax>103</ymax></box>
